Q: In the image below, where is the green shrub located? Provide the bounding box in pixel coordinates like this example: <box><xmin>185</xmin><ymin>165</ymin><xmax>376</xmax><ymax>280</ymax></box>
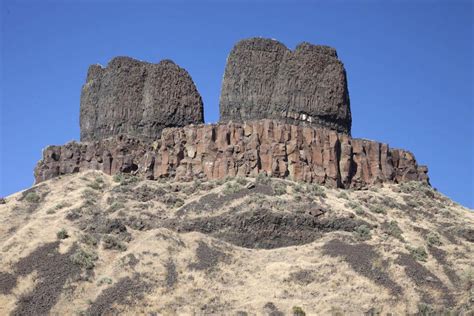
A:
<box><xmin>292</xmin><ymin>306</ymin><xmax>306</xmax><ymax>316</ymax></box>
<box><xmin>385</xmin><ymin>220</ymin><xmax>404</xmax><ymax>241</ymax></box>
<box><xmin>102</xmin><ymin>235</ymin><xmax>127</xmax><ymax>251</ymax></box>
<box><xmin>108</xmin><ymin>202</ymin><xmax>125</xmax><ymax>213</ymax></box>
<box><xmin>380</xmin><ymin>196</ymin><xmax>399</xmax><ymax>209</ymax></box>
<box><xmin>113</xmin><ymin>173</ymin><xmax>138</xmax><ymax>186</ymax></box>
<box><xmin>337</xmin><ymin>191</ymin><xmax>349</xmax><ymax>199</ymax></box>
<box><xmin>407</xmin><ymin>246</ymin><xmax>428</xmax><ymax>262</ymax></box>
<box><xmin>46</xmin><ymin>209</ymin><xmax>56</xmax><ymax>215</ymax></box>
<box><xmin>272</xmin><ymin>182</ymin><xmax>287</xmax><ymax>195</ymax></box>
<box><xmin>426</xmin><ymin>232</ymin><xmax>442</xmax><ymax>246</ymax></box>
<box><xmin>345</xmin><ymin>201</ymin><xmax>364</xmax><ymax>215</ymax></box>
<box><xmin>87</xmin><ymin>178</ymin><xmax>104</xmax><ymax>190</ymax></box>
<box><xmin>235</xmin><ymin>177</ymin><xmax>248</xmax><ymax>186</ymax></box>
<box><xmin>293</xmin><ymin>183</ymin><xmax>306</xmax><ymax>193</ymax></box>
<box><xmin>368</xmin><ymin>204</ymin><xmax>387</xmax><ymax>214</ymax></box>
<box><xmin>81</xmin><ymin>189</ymin><xmax>98</xmax><ymax>201</ymax></box>
<box><xmin>417</xmin><ymin>303</ymin><xmax>434</xmax><ymax>315</ymax></box>
<box><xmin>173</xmin><ymin>199</ymin><xmax>185</xmax><ymax>209</ymax></box>
<box><xmin>354</xmin><ymin>225</ymin><xmax>371</xmax><ymax>241</ymax></box>
<box><xmin>70</xmin><ymin>248</ymin><xmax>98</xmax><ymax>269</ymax></box>
<box><xmin>223</xmin><ymin>182</ymin><xmax>243</xmax><ymax>195</ymax></box>
<box><xmin>81</xmin><ymin>234</ymin><xmax>98</xmax><ymax>247</ymax></box>
<box><xmin>308</xmin><ymin>184</ymin><xmax>327</xmax><ymax>198</ymax></box>
<box><xmin>256</xmin><ymin>173</ymin><xmax>271</xmax><ymax>185</ymax></box>
<box><xmin>25</xmin><ymin>192</ymin><xmax>40</xmax><ymax>203</ymax></box>
<box><xmin>56</xmin><ymin>228</ymin><xmax>69</xmax><ymax>240</ymax></box>
<box><xmin>55</xmin><ymin>201</ymin><xmax>72</xmax><ymax>210</ymax></box>
<box><xmin>97</xmin><ymin>277</ymin><xmax>113</xmax><ymax>286</ymax></box>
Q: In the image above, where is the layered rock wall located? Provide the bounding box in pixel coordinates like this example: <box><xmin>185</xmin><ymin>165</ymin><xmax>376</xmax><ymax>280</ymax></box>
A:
<box><xmin>219</xmin><ymin>38</ymin><xmax>351</xmax><ymax>134</ymax></box>
<box><xmin>35</xmin><ymin>120</ymin><xmax>428</xmax><ymax>188</ymax></box>
<box><xmin>80</xmin><ymin>57</ymin><xmax>204</xmax><ymax>141</ymax></box>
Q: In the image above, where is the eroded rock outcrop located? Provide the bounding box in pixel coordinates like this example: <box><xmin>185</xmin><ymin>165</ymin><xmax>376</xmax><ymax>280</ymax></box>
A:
<box><xmin>80</xmin><ymin>57</ymin><xmax>204</xmax><ymax>141</ymax></box>
<box><xmin>219</xmin><ymin>38</ymin><xmax>351</xmax><ymax>134</ymax></box>
<box><xmin>35</xmin><ymin>120</ymin><xmax>428</xmax><ymax>188</ymax></box>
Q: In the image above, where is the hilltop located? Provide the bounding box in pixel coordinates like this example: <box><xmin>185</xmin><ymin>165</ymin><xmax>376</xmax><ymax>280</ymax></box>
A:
<box><xmin>0</xmin><ymin>172</ymin><xmax>473</xmax><ymax>314</ymax></box>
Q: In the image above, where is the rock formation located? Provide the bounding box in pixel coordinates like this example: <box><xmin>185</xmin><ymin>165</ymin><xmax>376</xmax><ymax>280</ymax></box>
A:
<box><xmin>35</xmin><ymin>40</ymin><xmax>429</xmax><ymax>188</ymax></box>
<box><xmin>80</xmin><ymin>57</ymin><xmax>204</xmax><ymax>141</ymax></box>
<box><xmin>219</xmin><ymin>38</ymin><xmax>351</xmax><ymax>134</ymax></box>
<box><xmin>35</xmin><ymin>120</ymin><xmax>428</xmax><ymax>188</ymax></box>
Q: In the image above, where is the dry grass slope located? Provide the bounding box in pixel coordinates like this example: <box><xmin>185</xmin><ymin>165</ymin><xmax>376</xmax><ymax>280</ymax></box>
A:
<box><xmin>0</xmin><ymin>171</ymin><xmax>473</xmax><ymax>315</ymax></box>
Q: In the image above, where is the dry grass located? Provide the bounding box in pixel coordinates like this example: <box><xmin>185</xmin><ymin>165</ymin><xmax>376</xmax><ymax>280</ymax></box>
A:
<box><xmin>0</xmin><ymin>171</ymin><xmax>473</xmax><ymax>315</ymax></box>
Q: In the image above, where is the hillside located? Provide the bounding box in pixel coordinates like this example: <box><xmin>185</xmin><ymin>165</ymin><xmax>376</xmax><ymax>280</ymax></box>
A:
<box><xmin>0</xmin><ymin>171</ymin><xmax>473</xmax><ymax>315</ymax></box>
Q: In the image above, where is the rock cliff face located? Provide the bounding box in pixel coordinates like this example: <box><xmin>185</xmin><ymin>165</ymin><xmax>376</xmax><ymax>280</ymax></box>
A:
<box><xmin>219</xmin><ymin>38</ymin><xmax>351</xmax><ymax>134</ymax></box>
<box><xmin>80</xmin><ymin>57</ymin><xmax>204</xmax><ymax>141</ymax></box>
<box><xmin>35</xmin><ymin>120</ymin><xmax>428</xmax><ymax>188</ymax></box>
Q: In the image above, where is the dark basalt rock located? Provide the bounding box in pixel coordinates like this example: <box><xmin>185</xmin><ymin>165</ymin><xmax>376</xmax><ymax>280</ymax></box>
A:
<box><xmin>80</xmin><ymin>56</ymin><xmax>204</xmax><ymax>141</ymax></box>
<box><xmin>219</xmin><ymin>38</ymin><xmax>351</xmax><ymax>134</ymax></box>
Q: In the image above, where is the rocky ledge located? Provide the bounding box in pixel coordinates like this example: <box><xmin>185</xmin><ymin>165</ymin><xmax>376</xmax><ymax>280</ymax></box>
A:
<box><xmin>35</xmin><ymin>120</ymin><xmax>428</xmax><ymax>188</ymax></box>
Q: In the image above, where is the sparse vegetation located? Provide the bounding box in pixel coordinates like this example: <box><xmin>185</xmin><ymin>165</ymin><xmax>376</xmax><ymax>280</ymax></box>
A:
<box><xmin>87</xmin><ymin>177</ymin><xmax>105</xmax><ymax>190</ymax></box>
<box><xmin>56</xmin><ymin>228</ymin><xmax>69</xmax><ymax>240</ymax></box>
<box><xmin>337</xmin><ymin>191</ymin><xmax>349</xmax><ymax>199</ymax></box>
<box><xmin>81</xmin><ymin>189</ymin><xmax>99</xmax><ymax>204</ymax></box>
<box><xmin>384</xmin><ymin>220</ymin><xmax>404</xmax><ymax>241</ymax></box>
<box><xmin>102</xmin><ymin>235</ymin><xmax>127</xmax><ymax>251</ymax></box>
<box><xmin>113</xmin><ymin>173</ymin><xmax>138</xmax><ymax>186</ymax></box>
<box><xmin>256</xmin><ymin>172</ymin><xmax>271</xmax><ymax>185</ymax></box>
<box><xmin>81</xmin><ymin>234</ymin><xmax>99</xmax><ymax>247</ymax></box>
<box><xmin>417</xmin><ymin>303</ymin><xmax>434</xmax><ymax>315</ymax></box>
<box><xmin>293</xmin><ymin>183</ymin><xmax>305</xmax><ymax>193</ymax></box>
<box><xmin>345</xmin><ymin>201</ymin><xmax>364</xmax><ymax>215</ymax></box>
<box><xmin>354</xmin><ymin>225</ymin><xmax>371</xmax><ymax>240</ymax></box>
<box><xmin>292</xmin><ymin>306</ymin><xmax>306</xmax><ymax>316</ymax></box>
<box><xmin>108</xmin><ymin>202</ymin><xmax>125</xmax><ymax>213</ymax></box>
<box><xmin>97</xmin><ymin>277</ymin><xmax>113</xmax><ymax>286</ymax></box>
<box><xmin>25</xmin><ymin>192</ymin><xmax>41</xmax><ymax>203</ymax></box>
<box><xmin>407</xmin><ymin>245</ymin><xmax>428</xmax><ymax>262</ymax></box>
<box><xmin>426</xmin><ymin>232</ymin><xmax>442</xmax><ymax>246</ymax></box>
<box><xmin>223</xmin><ymin>181</ymin><xmax>243</xmax><ymax>195</ymax></box>
<box><xmin>308</xmin><ymin>184</ymin><xmax>327</xmax><ymax>198</ymax></box>
<box><xmin>235</xmin><ymin>177</ymin><xmax>248</xmax><ymax>186</ymax></box>
<box><xmin>272</xmin><ymin>181</ymin><xmax>287</xmax><ymax>195</ymax></box>
<box><xmin>70</xmin><ymin>248</ymin><xmax>98</xmax><ymax>269</ymax></box>
<box><xmin>380</xmin><ymin>196</ymin><xmax>399</xmax><ymax>209</ymax></box>
<box><xmin>173</xmin><ymin>199</ymin><xmax>185</xmax><ymax>208</ymax></box>
<box><xmin>55</xmin><ymin>201</ymin><xmax>72</xmax><ymax>210</ymax></box>
<box><xmin>368</xmin><ymin>204</ymin><xmax>387</xmax><ymax>214</ymax></box>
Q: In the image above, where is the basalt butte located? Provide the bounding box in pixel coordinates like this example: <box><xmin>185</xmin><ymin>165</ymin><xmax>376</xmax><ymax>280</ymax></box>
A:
<box><xmin>34</xmin><ymin>37</ymin><xmax>429</xmax><ymax>188</ymax></box>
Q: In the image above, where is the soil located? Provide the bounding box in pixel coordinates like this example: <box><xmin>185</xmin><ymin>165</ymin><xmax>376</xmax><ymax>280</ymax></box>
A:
<box><xmin>11</xmin><ymin>241</ymin><xmax>80</xmax><ymax>315</ymax></box>
<box><xmin>323</xmin><ymin>239</ymin><xmax>403</xmax><ymax>295</ymax></box>
<box><xmin>427</xmin><ymin>246</ymin><xmax>461</xmax><ymax>286</ymax></box>
<box><xmin>165</xmin><ymin>260</ymin><xmax>178</xmax><ymax>287</ymax></box>
<box><xmin>0</xmin><ymin>271</ymin><xmax>16</xmax><ymax>294</ymax></box>
<box><xmin>86</xmin><ymin>274</ymin><xmax>150</xmax><ymax>315</ymax></box>
<box><xmin>395</xmin><ymin>252</ymin><xmax>454</xmax><ymax>307</ymax></box>
<box><xmin>188</xmin><ymin>241</ymin><xmax>227</xmax><ymax>271</ymax></box>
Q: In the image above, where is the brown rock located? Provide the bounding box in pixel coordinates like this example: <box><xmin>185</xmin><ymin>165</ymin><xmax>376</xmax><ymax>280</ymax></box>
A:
<box><xmin>35</xmin><ymin>120</ymin><xmax>429</xmax><ymax>189</ymax></box>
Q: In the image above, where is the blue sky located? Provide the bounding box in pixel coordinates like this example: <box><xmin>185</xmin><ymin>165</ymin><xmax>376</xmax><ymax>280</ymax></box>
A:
<box><xmin>1</xmin><ymin>0</ymin><xmax>473</xmax><ymax>208</ymax></box>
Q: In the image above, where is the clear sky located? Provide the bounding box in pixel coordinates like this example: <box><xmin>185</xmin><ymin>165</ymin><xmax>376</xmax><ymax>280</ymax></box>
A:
<box><xmin>1</xmin><ymin>0</ymin><xmax>473</xmax><ymax>208</ymax></box>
